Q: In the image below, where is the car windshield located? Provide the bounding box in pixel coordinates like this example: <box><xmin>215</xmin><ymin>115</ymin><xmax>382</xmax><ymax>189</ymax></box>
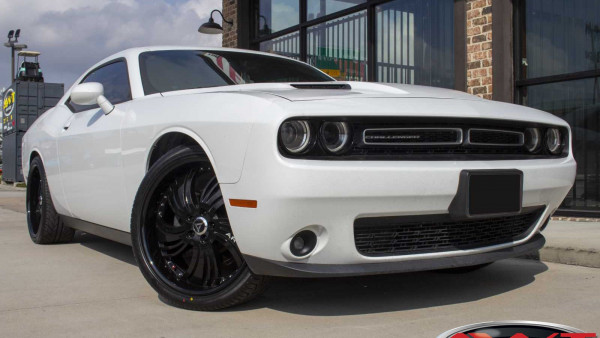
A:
<box><xmin>139</xmin><ymin>50</ymin><xmax>333</xmax><ymax>95</ymax></box>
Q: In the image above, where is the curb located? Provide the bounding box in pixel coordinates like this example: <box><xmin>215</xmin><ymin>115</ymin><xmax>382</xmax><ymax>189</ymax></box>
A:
<box><xmin>539</xmin><ymin>246</ymin><xmax>600</xmax><ymax>268</ymax></box>
<box><xmin>522</xmin><ymin>248</ymin><xmax>600</xmax><ymax>269</ymax></box>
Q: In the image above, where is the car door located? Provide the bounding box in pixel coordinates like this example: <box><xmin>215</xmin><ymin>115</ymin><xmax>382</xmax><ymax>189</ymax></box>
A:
<box><xmin>56</xmin><ymin>59</ymin><xmax>131</xmax><ymax>229</ymax></box>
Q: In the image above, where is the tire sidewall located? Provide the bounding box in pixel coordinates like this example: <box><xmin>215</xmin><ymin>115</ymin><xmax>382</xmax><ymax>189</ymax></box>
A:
<box><xmin>26</xmin><ymin>157</ymin><xmax>45</xmax><ymax>241</ymax></box>
<box><xmin>130</xmin><ymin>145</ymin><xmax>255</xmax><ymax>309</ymax></box>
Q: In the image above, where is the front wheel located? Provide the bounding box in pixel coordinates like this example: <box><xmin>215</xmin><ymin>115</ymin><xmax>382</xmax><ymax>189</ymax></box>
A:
<box><xmin>131</xmin><ymin>145</ymin><xmax>267</xmax><ymax>311</ymax></box>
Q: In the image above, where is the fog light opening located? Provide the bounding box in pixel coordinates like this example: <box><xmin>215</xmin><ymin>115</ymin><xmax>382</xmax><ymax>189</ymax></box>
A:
<box><xmin>290</xmin><ymin>230</ymin><xmax>317</xmax><ymax>257</ymax></box>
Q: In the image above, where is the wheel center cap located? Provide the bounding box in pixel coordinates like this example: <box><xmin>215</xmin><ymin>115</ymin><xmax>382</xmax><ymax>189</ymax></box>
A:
<box><xmin>192</xmin><ymin>217</ymin><xmax>209</xmax><ymax>236</ymax></box>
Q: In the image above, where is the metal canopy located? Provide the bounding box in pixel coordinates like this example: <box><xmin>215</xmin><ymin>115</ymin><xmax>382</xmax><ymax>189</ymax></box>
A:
<box><xmin>18</xmin><ymin>51</ymin><xmax>40</xmax><ymax>57</ymax></box>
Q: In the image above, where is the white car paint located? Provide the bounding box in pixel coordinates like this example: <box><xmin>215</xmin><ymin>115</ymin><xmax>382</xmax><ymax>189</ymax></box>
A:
<box><xmin>22</xmin><ymin>46</ymin><xmax>576</xmax><ymax>268</ymax></box>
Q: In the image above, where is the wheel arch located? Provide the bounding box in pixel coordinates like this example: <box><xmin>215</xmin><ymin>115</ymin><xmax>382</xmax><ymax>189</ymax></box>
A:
<box><xmin>24</xmin><ymin>148</ymin><xmax>44</xmax><ymax>184</ymax></box>
<box><xmin>30</xmin><ymin>150</ymin><xmax>41</xmax><ymax>162</ymax></box>
<box><xmin>147</xmin><ymin>128</ymin><xmax>217</xmax><ymax>174</ymax></box>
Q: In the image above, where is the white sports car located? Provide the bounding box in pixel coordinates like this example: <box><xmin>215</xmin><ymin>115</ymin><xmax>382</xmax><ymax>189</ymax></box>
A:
<box><xmin>22</xmin><ymin>47</ymin><xmax>576</xmax><ymax>310</ymax></box>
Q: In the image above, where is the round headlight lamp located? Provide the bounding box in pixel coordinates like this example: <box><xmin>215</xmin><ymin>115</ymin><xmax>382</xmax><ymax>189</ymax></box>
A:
<box><xmin>524</xmin><ymin>128</ymin><xmax>541</xmax><ymax>153</ymax></box>
<box><xmin>280</xmin><ymin>120</ymin><xmax>312</xmax><ymax>154</ymax></box>
<box><xmin>545</xmin><ymin>128</ymin><xmax>563</xmax><ymax>154</ymax></box>
<box><xmin>321</xmin><ymin>121</ymin><xmax>351</xmax><ymax>153</ymax></box>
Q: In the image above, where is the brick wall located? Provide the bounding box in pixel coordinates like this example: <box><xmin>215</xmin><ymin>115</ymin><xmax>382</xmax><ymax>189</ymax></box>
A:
<box><xmin>222</xmin><ymin>0</ymin><xmax>238</xmax><ymax>48</ymax></box>
<box><xmin>466</xmin><ymin>0</ymin><xmax>493</xmax><ymax>99</ymax></box>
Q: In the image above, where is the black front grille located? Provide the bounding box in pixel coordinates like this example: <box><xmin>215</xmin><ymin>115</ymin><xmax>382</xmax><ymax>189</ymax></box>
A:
<box><xmin>468</xmin><ymin>129</ymin><xmax>524</xmax><ymax>146</ymax></box>
<box><xmin>354</xmin><ymin>207</ymin><xmax>544</xmax><ymax>256</ymax></box>
<box><xmin>363</xmin><ymin>128</ymin><xmax>462</xmax><ymax>145</ymax></box>
<box><xmin>278</xmin><ymin>117</ymin><xmax>569</xmax><ymax>160</ymax></box>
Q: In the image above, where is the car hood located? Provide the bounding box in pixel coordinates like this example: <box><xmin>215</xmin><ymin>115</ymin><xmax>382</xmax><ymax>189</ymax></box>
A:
<box><xmin>160</xmin><ymin>81</ymin><xmax>482</xmax><ymax>102</ymax></box>
<box><xmin>157</xmin><ymin>81</ymin><xmax>568</xmax><ymax>127</ymax></box>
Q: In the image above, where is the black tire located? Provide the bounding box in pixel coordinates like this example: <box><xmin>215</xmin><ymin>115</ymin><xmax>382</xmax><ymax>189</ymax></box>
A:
<box><xmin>26</xmin><ymin>156</ymin><xmax>75</xmax><ymax>244</ymax></box>
<box><xmin>131</xmin><ymin>145</ymin><xmax>267</xmax><ymax>311</ymax></box>
<box><xmin>436</xmin><ymin>262</ymin><xmax>493</xmax><ymax>274</ymax></box>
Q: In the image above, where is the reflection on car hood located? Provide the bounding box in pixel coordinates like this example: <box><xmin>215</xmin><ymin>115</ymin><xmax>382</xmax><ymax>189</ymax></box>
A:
<box><xmin>160</xmin><ymin>81</ymin><xmax>483</xmax><ymax>102</ymax></box>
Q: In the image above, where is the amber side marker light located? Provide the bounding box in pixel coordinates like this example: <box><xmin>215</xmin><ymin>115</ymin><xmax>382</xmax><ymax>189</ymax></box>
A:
<box><xmin>229</xmin><ymin>199</ymin><xmax>258</xmax><ymax>208</ymax></box>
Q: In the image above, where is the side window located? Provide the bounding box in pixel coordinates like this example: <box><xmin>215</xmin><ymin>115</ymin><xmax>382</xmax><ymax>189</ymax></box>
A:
<box><xmin>69</xmin><ymin>60</ymin><xmax>131</xmax><ymax>113</ymax></box>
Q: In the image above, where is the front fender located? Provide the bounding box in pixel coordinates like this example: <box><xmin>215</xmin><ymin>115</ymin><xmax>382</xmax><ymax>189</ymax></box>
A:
<box><xmin>120</xmin><ymin>92</ymin><xmax>284</xmax><ymax>220</ymax></box>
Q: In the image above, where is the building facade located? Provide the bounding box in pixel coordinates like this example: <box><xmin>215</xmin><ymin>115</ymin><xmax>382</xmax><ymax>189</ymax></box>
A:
<box><xmin>221</xmin><ymin>0</ymin><xmax>600</xmax><ymax>216</ymax></box>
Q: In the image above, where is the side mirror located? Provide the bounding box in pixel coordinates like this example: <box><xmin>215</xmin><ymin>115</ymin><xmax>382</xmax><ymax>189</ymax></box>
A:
<box><xmin>70</xmin><ymin>82</ymin><xmax>115</xmax><ymax>115</ymax></box>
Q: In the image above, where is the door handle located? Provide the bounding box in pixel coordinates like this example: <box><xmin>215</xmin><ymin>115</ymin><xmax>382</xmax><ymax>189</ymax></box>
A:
<box><xmin>63</xmin><ymin>120</ymin><xmax>72</xmax><ymax>130</ymax></box>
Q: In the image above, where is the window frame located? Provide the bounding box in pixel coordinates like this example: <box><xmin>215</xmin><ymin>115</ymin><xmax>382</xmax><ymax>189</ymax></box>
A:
<box><xmin>248</xmin><ymin>0</ymin><xmax>466</xmax><ymax>90</ymax></box>
<box><xmin>514</xmin><ymin>0</ymin><xmax>600</xmax><ymax>98</ymax></box>
<box><xmin>513</xmin><ymin>0</ymin><xmax>600</xmax><ymax>217</ymax></box>
<box><xmin>67</xmin><ymin>58</ymin><xmax>133</xmax><ymax>113</ymax></box>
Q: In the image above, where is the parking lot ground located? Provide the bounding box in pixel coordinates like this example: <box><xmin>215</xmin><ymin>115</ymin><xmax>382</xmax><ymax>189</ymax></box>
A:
<box><xmin>1</xmin><ymin>191</ymin><xmax>599</xmax><ymax>337</ymax></box>
<box><xmin>539</xmin><ymin>220</ymin><xmax>600</xmax><ymax>268</ymax></box>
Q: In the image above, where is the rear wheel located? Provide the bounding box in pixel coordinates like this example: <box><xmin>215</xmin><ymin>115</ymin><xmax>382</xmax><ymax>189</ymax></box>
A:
<box><xmin>26</xmin><ymin>156</ymin><xmax>74</xmax><ymax>244</ymax></box>
<box><xmin>131</xmin><ymin>145</ymin><xmax>267</xmax><ymax>311</ymax></box>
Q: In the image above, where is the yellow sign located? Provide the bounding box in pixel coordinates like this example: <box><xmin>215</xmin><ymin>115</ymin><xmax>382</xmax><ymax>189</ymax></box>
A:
<box><xmin>3</xmin><ymin>88</ymin><xmax>15</xmax><ymax>132</ymax></box>
<box><xmin>3</xmin><ymin>89</ymin><xmax>15</xmax><ymax>116</ymax></box>
<box><xmin>2</xmin><ymin>114</ymin><xmax>13</xmax><ymax>126</ymax></box>
<box><xmin>320</xmin><ymin>69</ymin><xmax>341</xmax><ymax>78</ymax></box>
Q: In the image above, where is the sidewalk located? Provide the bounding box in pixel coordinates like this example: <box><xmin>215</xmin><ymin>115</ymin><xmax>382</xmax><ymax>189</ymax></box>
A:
<box><xmin>536</xmin><ymin>220</ymin><xmax>600</xmax><ymax>268</ymax></box>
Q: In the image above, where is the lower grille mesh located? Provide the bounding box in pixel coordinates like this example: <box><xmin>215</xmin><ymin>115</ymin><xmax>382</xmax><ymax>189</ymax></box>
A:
<box><xmin>354</xmin><ymin>208</ymin><xmax>544</xmax><ymax>256</ymax></box>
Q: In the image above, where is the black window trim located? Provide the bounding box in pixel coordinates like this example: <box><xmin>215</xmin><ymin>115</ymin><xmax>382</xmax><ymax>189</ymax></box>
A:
<box><xmin>66</xmin><ymin>57</ymin><xmax>133</xmax><ymax>113</ymax></box>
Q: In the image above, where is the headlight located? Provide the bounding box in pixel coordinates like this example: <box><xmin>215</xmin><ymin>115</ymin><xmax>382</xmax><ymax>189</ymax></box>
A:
<box><xmin>524</xmin><ymin>128</ymin><xmax>541</xmax><ymax>153</ymax></box>
<box><xmin>320</xmin><ymin>122</ymin><xmax>351</xmax><ymax>153</ymax></box>
<box><xmin>545</xmin><ymin>128</ymin><xmax>563</xmax><ymax>154</ymax></box>
<box><xmin>280</xmin><ymin>120</ymin><xmax>312</xmax><ymax>154</ymax></box>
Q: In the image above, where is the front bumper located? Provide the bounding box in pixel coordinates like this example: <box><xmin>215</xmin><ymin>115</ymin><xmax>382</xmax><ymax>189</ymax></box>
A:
<box><xmin>220</xmin><ymin>137</ymin><xmax>575</xmax><ymax>275</ymax></box>
<box><xmin>244</xmin><ymin>234</ymin><xmax>545</xmax><ymax>277</ymax></box>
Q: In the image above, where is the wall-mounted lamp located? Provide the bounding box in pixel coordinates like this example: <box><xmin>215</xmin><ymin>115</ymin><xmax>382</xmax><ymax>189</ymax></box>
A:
<box><xmin>198</xmin><ymin>9</ymin><xmax>233</xmax><ymax>35</ymax></box>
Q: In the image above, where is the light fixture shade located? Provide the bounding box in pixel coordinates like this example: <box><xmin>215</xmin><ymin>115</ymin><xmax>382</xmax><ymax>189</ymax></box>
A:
<box><xmin>198</xmin><ymin>21</ymin><xmax>224</xmax><ymax>34</ymax></box>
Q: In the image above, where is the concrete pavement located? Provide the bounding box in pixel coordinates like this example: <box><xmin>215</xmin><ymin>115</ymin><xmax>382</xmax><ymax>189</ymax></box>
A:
<box><xmin>538</xmin><ymin>221</ymin><xmax>600</xmax><ymax>268</ymax></box>
<box><xmin>0</xmin><ymin>183</ymin><xmax>26</xmax><ymax>214</ymax></box>
<box><xmin>0</xmin><ymin>188</ymin><xmax>599</xmax><ymax>336</ymax></box>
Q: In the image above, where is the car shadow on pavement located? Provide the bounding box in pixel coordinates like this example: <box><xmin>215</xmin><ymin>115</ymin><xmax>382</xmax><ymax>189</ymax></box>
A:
<box><xmin>75</xmin><ymin>232</ymin><xmax>137</xmax><ymax>266</ymax></box>
<box><xmin>72</xmin><ymin>232</ymin><xmax>549</xmax><ymax>316</ymax></box>
<box><xmin>236</xmin><ymin>259</ymin><xmax>548</xmax><ymax>316</ymax></box>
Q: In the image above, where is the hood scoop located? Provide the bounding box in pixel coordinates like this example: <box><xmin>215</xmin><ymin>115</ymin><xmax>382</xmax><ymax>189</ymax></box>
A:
<box><xmin>290</xmin><ymin>83</ymin><xmax>351</xmax><ymax>90</ymax></box>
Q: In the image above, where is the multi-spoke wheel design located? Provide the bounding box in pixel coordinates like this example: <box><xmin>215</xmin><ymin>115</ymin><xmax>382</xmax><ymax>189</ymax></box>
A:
<box><xmin>27</xmin><ymin>166</ymin><xmax>43</xmax><ymax>235</ymax></box>
<box><xmin>145</xmin><ymin>166</ymin><xmax>244</xmax><ymax>294</ymax></box>
<box><xmin>132</xmin><ymin>145</ymin><xmax>267</xmax><ymax>310</ymax></box>
<box><xmin>26</xmin><ymin>156</ymin><xmax>74</xmax><ymax>244</ymax></box>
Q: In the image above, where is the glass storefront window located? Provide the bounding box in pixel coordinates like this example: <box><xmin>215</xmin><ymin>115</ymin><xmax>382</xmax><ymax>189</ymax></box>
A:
<box><xmin>307</xmin><ymin>10</ymin><xmax>368</xmax><ymax>81</ymax></box>
<box><xmin>307</xmin><ymin>0</ymin><xmax>366</xmax><ymax>21</ymax></box>
<box><xmin>376</xmin><ymin>0</ymin><xmax>454</xmax><ymax>88</ymax></box>
<box><xmin>252</xmin><ymin>0</ymin><xmax>456</xmax><ymax>86</ymax></box>
<box><xmin>259</xmin><ymin>31</ymin><xmax>301</xmax><ymax>59</ymax></box>
<box><xmin>522</xmin><ymin>78</ymin><xmax>600</xmax><ymax>210</ymax></box>
<box><xmin>523</xmin><ymin>0</ymin><xmax>600</xmax><ymax>79</ymax></box>
<box><xmin>517</xmin><ymin>0</ymin><xmax>600</xmax><ymax>214</ymax></box>
<box><xmin>258</xmin><ymin>0</ymin><xmax>299</xmax><ymax>37</ymax></box>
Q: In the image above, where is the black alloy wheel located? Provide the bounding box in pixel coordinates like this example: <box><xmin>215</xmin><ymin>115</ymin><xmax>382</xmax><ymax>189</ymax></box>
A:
<box><xmin>131</xmin><ymin>145</ymin><xmax>267</xmax><ymax>310</ymax></box>
<box><xmin>27</xmin><ymin>165</ymin><xmax>43</xmax><ymax>235</ymax></box>
<box><xmin>26</xmin><ymin>156</ymin><xmax>75</xmax><ymax>244</ymax></box>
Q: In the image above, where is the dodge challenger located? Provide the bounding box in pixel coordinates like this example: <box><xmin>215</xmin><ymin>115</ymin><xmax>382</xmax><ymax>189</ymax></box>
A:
<box><xmin>21</xmin><ymin>47</ymin><xmax>576</xmax><ymax>310</ymax></box>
